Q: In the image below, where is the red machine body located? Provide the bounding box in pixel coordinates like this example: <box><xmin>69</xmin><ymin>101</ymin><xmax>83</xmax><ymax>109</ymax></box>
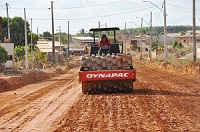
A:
<box><xmin>79</xmin><ymin>69</ymin><xmax>136</xmax><ymax>82</ymax></box>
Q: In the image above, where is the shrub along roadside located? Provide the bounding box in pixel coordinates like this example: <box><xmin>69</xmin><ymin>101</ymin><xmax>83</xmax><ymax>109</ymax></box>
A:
<box><xmin>0</xmin><ymin>45</ymin><xmax>8</xmax><ymax>70</ymax></box>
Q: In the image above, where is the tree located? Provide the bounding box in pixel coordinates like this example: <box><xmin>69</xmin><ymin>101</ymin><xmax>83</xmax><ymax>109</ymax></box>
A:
<box><xmin>76</xmin><ymin>28</ymin><xmax>87</xmax><ymax>36</ymax></box>
<box><xmin>152</xmin><ymin>37</ymin><xmax>164</xmax><ymax>51</ymax></box>
<box><xmin>0</xmin><ymin>17</ymin><xmax>2</xmax><ymax>41</ymax></box>
<box><xmin>0</xmin><ymin>45</ymin><xmax>8</xmax><ymax>70</ymax></box>
<box><xmin>80</xmin><ymin>28</ymin><xmax>85</xmax><ymax>34</ymax></box>
<box><xmin>14</xmin><ymin>46</ymin><xmax>25</xmax><ymax>62</ymax></box>
<box><xmin>119</xmin><ymin>25</ymin><xmax>200</xmax><ymax>36</ymax></box>
<box><xmin>170</xmin><ymin>40</ymin><xmax>184</xmax><ymax>49</ymax></box>
<box><xmin>2</xmin><ymin>17</ymin><xmax>38</xmax><ymax>47</ymax></box>
<box><xmin>170</xmin><ymin>40</ymin><xmax>185</xmax><ymax>58</ymax></box>
<box><xmin>33</xmin><ymin>50</ymin><xmax>48</xmax><ymax>69</ymax></box>
<box><xmin>10</xmin><ymin>17</ymin><xmax>30</xmax><ymax>46</ymax></box>
<box><xmin>43</xmin><ymin>31</ymin><xmax>52</xmax><ymax>40</ymax></box>
<box><xmin>55</xmin><ymin>32</ymin><xmax>72</xmax><ymax>44</ymax></box>
<box><xmin>2</xmin><ymin>17</ymin><xmax>9</xmax><ymax>42</ymax></box>
<box><xmin>179</xmin><ymin>31</ymin><xmax>185</xmax><ymax>36</ymax></box>
<box><xmin>28</xmin><ymin>32</ymin><xmax>38</xmax><ymax>45</ymax></box>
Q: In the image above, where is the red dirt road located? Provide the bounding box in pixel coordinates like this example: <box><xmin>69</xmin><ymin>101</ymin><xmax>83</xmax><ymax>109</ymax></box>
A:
<box><xmin>0</xmin><ymin>60</ymin><xmax>200</xmax><ymax>131</ymax></box>
<box><xmin>0</xmin><ymin>67</ymin><xmax>81</xmax><ymax>132</ymax></box>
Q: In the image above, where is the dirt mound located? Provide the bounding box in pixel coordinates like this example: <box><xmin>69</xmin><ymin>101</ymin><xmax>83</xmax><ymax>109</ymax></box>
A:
<box><xmin>0</xmin><ymin>68</ymin><xmax>66</xmax><ymax>93</ymax></box>
<box><xmin>160</xmin><ymin>62</ymin><xmax>200</xmax><ymax>75</ymax></box>
<box><xmin>0</xmin><ymin>55</ymin><xmax>81</xmax><ymax>93</ymax></box>
<box><xmin>146</xmin><ymin>60</ymin><xmax>200</xmax><ymax>76</ymax></box>
<box><xmin>181</xmin><ymin>62</ymin><xmax>200</xmax><ymax>75</ymax></box>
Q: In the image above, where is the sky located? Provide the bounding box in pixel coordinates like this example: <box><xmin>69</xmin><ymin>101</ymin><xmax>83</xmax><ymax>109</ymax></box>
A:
<box><xmin>0</xmin><ymin>0</ymin><xmax>200</xmax><ymax>35</ymax></box>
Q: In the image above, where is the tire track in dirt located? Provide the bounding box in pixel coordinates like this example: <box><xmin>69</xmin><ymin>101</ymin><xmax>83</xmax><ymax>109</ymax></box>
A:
<box><xmin>54</xmin><ymin>60</ymin><xmax>200</xmax><ymax>131</ymax></box>
<box><xmin>13</xmin><ymin>78</ymin><xmax>77</xmax><ymax>131</ymax></box>
<box><xmin>21</xmin><ymin>78</ymin><xmax>81</xmax><ymax>132</ymax></box>
<box><xmin>134</xmin><ymin>60</ymin><xmax>200</xmax><ymax>130</ymax></box>
<box><xmin>0</xmin><ymin>68</ymin><xmax>82</xmax><ymax>132</ymax></box>
<box><xmin>54</xmin><ymin>94</ymin><xmax>168</xmax><ymax>131</ymax></box>
<box><xmin>0</xmin><ymin>67</ymin><xmax>78</xmax><ymax>108</ymax></box>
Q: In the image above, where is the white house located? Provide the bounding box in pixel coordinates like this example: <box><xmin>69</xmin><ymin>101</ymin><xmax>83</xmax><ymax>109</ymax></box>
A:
<box><xmin>0</xmin><ymin>43</ymin><xmax>14</xmax><ymax>69</ymax></box>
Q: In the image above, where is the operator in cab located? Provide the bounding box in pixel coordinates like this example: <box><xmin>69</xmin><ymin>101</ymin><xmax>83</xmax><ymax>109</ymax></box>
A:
<box><xmin>99</xmin><ymin>34</ymin><xmax>110</xmax><ymax>55</ymax></box>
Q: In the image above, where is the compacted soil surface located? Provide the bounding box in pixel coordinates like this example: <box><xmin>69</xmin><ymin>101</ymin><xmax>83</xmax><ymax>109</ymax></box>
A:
<box><xmin>0</xmin><ymin>59</ymin><xmax>200</xmax><ymax>131</ymax></box>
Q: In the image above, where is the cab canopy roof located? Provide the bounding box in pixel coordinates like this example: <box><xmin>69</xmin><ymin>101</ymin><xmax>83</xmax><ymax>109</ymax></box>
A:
<box><xmin>89</xmin><ymin>27</ymin><xmax>120</xmax><ymax>32</ymax></box>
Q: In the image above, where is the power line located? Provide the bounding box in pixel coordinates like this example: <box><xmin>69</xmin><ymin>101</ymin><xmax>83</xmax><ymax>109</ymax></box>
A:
<box><xmin>33</xmin><ymin>5</ymin><xmax>156</xmax><ymax>21</ymax></box>
<box><xmin>168</xmin><ymin>0</ymin><xmax>178</xmax><ymax>5</ymax></box>
<box><xmin>150</xmin><ymin>20</ymin><xmax>195</xmax><ymax>26</ymax></box>
<box><xmin>143</xmin><ymin>19</ymin><xmax>150</xmax><ymax>25</ymax></box>
<box><xmin>9</xmin><ymin>7</ymin><xmax>49</xmax><ymax>11</ymax></box>
<box><xmin>153</xmin><ymin>10</ymin><xmax>162</xmax><ymax>24</ymax></box>
<box><xmin>0</xmin><ymin>4</ymin><xmax>5</xmax><ymax>13</ymax></box>
<box><xmin>0</xmin><ymin>9</ymin><xmax>4</xmax><ymax>13</ymax></box>
<box><xmin>168</xmin><ymin>0</ymin><xmax>200</xmax><ymax>13</ymax></box>
<box><xmin>59</xmin><ymin>0</ymin><xmax>126</xmax><ymax>10</ymax></box>
<box><xmin>8</xmin><ymin>0</ymin><xmax>126</xmax><ymax>11</ymax></box>
<box><xmin>174</xmin><ymin>1</ymin><xmax>198</xmax><ymax>12</ymax></box>
<box><xmin>0</xmin><ymin>4</ymin><xmax>4</xmax><ymax>8</ymax></box>
<box><xmin>169</xmin><ymin>4</ymin><xmax>200</xmax><ymax>13</ymax></box>
<box><xmin>19</xmin><ymin>0</ymin><xmax>38</xmax><ymax>7</ymax></box>
<box><xmin>0</xmin><ymin>8</ymin><xmax>5</xmax><ymax>14</ymax></box>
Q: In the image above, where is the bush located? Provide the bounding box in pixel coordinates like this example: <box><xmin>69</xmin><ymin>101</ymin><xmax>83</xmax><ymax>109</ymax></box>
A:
<box><xmin>0</xmin><ymin>45</ymin><xmax>8</xmax><ymax>63</ymax></box>
<box><xmin>170</xmin><ymin>40</ymin><xmax>184</xmax><ymax>49</ymax></box>
<box><xmin>31</xmin><ymin>50</ymin><xmax>49</xmax><ymax>69</ymax></box>
<box><xmin>0</xmin><ymin>45</ymin><xmax>8</xmax><ymax>70</ymax></box>
<box><xmin>14</xmin><ymin>46</ymin><xmax>25</xmax><ymax>61</ymax></box>
<box><xmin>169</xmin><ymin>47</ymin><xmax>192</xmax><ymax>59</ymax></box>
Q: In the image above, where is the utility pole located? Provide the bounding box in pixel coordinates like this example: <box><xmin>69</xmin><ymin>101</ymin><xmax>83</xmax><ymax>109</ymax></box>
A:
<box><xmin>59</xmin><ymin>26</ymin><xmax>61</xmax><ymax>53</ymax></box>
<box><xmin>143</xmin><ymin>0</ymin><xmax>168</xmax><ymax>63</ymax></box>
<box><xmin>67</xmin><ymin>21</ymin><xmax>70</xmax><ymax>58</ymax></box>
<box><xmin>150</xmin><ymin>12</ymin><xmax>152</xmax><ymax>61</ymax></box>
<box><xmin>31</xmin><ymin>18</ymin><xmax>33</xmax><ymax>54</ymax></box>
<box><xmin>105</xmin><ymin>23</ymin><xmax>108</xmax><ymax>36</ymax></box>
<box><xmin>37</xmin><ymin>26</ymin><xmax>39</xmax><ymax>37</ymax></box>
<box><xmin>24</xmin><ymin>8</ymin><xmax>28</xmax><ymax>69</ymax></box>
<box><xmin>163</xmin><ymin>0</ymin><xmax>168</xmax><ymax>63</ymax></box>
<box><xmin>0</xmin><ymin>17</ymin><xmax>2</xmax><ymax>37</ymax></box>
<box><xmin>98</xmin><ymin>21</ymin><xmax>100</xmax><ymax>28</ymax></box>
<box><xmin>98</xmin><ymin>21</ymin><xmax>101</xmax><ymax>41</ymax></box>
<box><xmin>141</xmin><ymin>18</ymin><xmax>143</xmax><ymax>59</ymax></box>
<box><xmin>124</xmin><ymin>22</ymin><xmax>127</xmax><ymax>54</ymax></box>
<box><xmin>6</xmin><ymin>3</ymin><xmax>10</xmax><ymax>40</ymax></box>
<box><xmin>31</xmin><ymin>18</ymin><xmax>33</xmax><ymax>69</ymax></box>
<box><xmin>193</xmin><ymin>0</ymin><xmax>196</xmax><ymax>62</ymax></box>
<box><xmin>51</xmin><ymin>1</ymin><xmax>55</xmax><ymax>63</ymax></box>
<box><xmin>137</xmin><ymin>17</ymin><xmax>143</xmax><ymax>59</ymax></box>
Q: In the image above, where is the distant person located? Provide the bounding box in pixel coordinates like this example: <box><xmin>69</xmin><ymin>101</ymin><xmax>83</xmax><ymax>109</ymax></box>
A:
<box><xmin>99</xmin><ymin>34</ymin><xmax>110</xmax><ymax>55</ymax></box>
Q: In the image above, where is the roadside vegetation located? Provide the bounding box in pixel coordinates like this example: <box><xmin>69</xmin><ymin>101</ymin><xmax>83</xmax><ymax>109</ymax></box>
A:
<box><xmin>153</xmin><ymin>39</ymin><xmax>195</xmax><ymax>67</ymax></box>
<box><xmin>1</xmin><ymin>16</ymin><xmax>199</xmax><ymax>70</ymax></box>
<box><xmin>0</xmin><ymin>45</ymin><xmax>8</xmax><ymax>71</ymax></box>
<box><xmin>14</xmin><ymin>45</ymin><xmax>49</xmax><ymax>69</ymax></box>
<box><xmin>120</xmin><ymin>25</ymin><xmax>200</xmax><ymax>36</ymax></box>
